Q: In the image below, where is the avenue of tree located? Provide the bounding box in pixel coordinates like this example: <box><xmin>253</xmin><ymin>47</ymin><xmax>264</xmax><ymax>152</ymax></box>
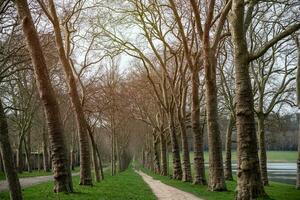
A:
<box><xmin>0</xmin><ymin>0</ymin><xmax>299</xmax><ymax>200</ymax></box>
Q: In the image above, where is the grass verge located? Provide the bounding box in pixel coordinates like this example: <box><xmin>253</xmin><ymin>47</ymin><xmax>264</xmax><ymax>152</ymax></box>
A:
<box><xmin>0</xmin><ymin>168</ymin><xmax>156</xmax><ymax>200</ymax></box>
<box><xmin>0</xmin><ymin>167</ymin><xmax>80</xmax><ymax>181</ymax></box>
<box><xmin>141</xmin><ymin>168</ymin><xmax>300</xmax><ymax>200</ymax></box>
<box><xmin>168</xmin><ymin>151</ymin><xmax>297</xmax><ymax>164</ymax></box>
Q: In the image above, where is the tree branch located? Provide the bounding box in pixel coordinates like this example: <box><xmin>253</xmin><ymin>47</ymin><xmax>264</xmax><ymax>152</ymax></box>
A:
<box><xmin>249</xmin><ymin>23</ymin><xmax>300</xmax><ymax>61</ymax></box>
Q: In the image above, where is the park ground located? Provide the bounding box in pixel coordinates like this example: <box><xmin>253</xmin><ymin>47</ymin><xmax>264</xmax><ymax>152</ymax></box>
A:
<box><xmin>0</xmin><ymin>151</ymin><xmax>299</xmax><ymax>200</ymax></box>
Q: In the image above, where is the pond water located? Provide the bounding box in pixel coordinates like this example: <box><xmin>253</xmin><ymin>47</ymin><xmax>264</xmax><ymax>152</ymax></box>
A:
<box><xmin>203</xmin><ymin>162</ymin><xmax>297</xmax><ymax>184</ymax></box>
<box><xmin>232</xmin><ymin>163</ymin><xmax>297</xmax><ymax>185</ymax></box>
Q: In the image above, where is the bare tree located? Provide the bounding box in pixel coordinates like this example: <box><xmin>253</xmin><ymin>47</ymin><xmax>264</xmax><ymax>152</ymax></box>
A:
<box><xmin>251</xmin><ymin>41</ymin><xmax>296</xmax><ymax>186</ymax></box>
<box><xmin>182</xmin><ymin>0</ymin><xmax>231</xmax><ymax>190</ymax></box>
<box><xmin>296</xmin><ymin>36</ymin><xmax>300</xmax><ymax>189</ymax></box>
<box><xmin>229</xmin><ymin>0</ymin><xmax>299</xmax><ymax>198</ymax></box>
<box><xmin>14</xmin><ymin>0</ymin><xmax>73</xmax><ymax>193</ymax></box>
<box><xmin>0</xmin><ymin>98</ymin><xmax>23</xmax><ymax>200</ymax></box>
<box><xmin>37</xmin><ymin>0</ymin><xmax>93</xmax><ymax>185</ymax></box>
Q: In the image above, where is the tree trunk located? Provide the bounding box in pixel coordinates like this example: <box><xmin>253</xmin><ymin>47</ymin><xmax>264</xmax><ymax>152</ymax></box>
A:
<box><xmin>168</xmin><ymin>113</ymin><xmax>182</xmax><ymax>180</ymax></box>
<box><xmin>152</xmin><ymin>133</ymin><xmax>161</xmax><ymax>174</ymax></box>
<box><xmin>97</xmin><ymin>148</ymin><xmax>104</xmax><ymax>180</ymax></box>
<box><xmin>70</xmin><ymin>150</ymin><xmax>75</xmax><ymax>171</ymax></box>
<box><xmin>116</xmin><ymin>136</ymin><xmax>121</xmax><ymax>172</ymax></box>
<box><xmin>166</xmin><ymin>143</ymin><xmax>170</xmax><ymax>175</ymax></box>
<box><xmin>0</xmin><ymin>99</ymin><xmax>23</xmax><ymax>200</ymax></box>
<box><xmin>160</xmin><ymin>132</ymin><xmax>167</xmax><ymax>176</ymax></box>
<box><xmin>178</xmin><ymin>114</ymin><xmax>192</xmax><ymax>182</ymax></box>
<box><xmin>224</xmin><ymin>115</ymin><xmax>234</xmax><ymax>180</ymax></box>
<box><xmin>297</xmin><ymin>113</ymin><xmax>300</xmax><ymax>189</ymax></box>
<box><xmin>15</xmin><ymin>0</ymin><xmax>73</xmax><ymax>192</ymax></box>
<box><xmin>204</xmin><ymin>55</ymin><xmax>226</xmax><ymax>191</ymax></box>
<box><xmin>47</xmin><ymin>0</ymin><xmax>92</xmax><ymax>185</ymax></box>
<box><xmin>27</xmin><ymin>130</ymin><xmax>32</xmax><ymax>172</ymax></box>
<box><xmin>295</xmin><ymin>36</ymin><xmax>300</xmax><ymax>189</ymax></box>
<box><xmin>111</xmin><ymin>130</ymin><xmax>115</xmax><ymax>176</ymax></box>
<box><xmin>87</xmin><ymin>125</ymin><xmax>104</xmax><ymax>180</ymax></box>
<box><xmin>92</xmin><ymin>143</ymin><xmax>100</xmax><ymax>182</ymax></box>
<box><xmin>142</xmin><ymin>149</ymin><xmax>145</xmax><ymax>168</ymax></box>
<box><xmin>87</xmin><ymin>126</ymin><xmax>101</xmax><ymax>182</ymax></box>
<box><xmin>0</xmin><ymin>155</ymin><xmax>4</xmax><ymax>172</ymax></box>
<box><xmin>42</xmin><ymin>126</ymin><xmax>50</xmax><ymax>172</ymax></box>
<box><xmin>191</xmin><ymin>71</ymin><xmax>206</xmax><ymax>185</ymax></box>
<box><xmin>229</xmin><ymin>1</ymin><xmax>265</xmax><ymax>198</ymax></box>
<box><xmin>24</xmin><ymin>139</ymin><xmax>32</xmax><ymax>173</ymax></box>
<box><xmin>257</xmin><ymin>115</ymin><xmax>268</xmax><ymax>186</ymax></box>
<box><xmin>17</xmin><ymin>141</ymin><xmax>23</xmax><ymax>173</ymax></box>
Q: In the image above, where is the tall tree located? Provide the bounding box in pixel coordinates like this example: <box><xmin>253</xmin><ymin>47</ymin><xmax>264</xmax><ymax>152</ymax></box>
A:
<box><xmin>0</xmin><ymin>99</ymin><xmax>23</xmax><ymax>200</ymax></box>
<box><xmin>251</xmin><ymin>42</ymin><xmax>296</xmax><ymax>186</ymax></box>
<box><xmin>296</xmin><ymin>36</ymin><xmax>300</xmax><ymax>189</ymax></box>
<box><xmin>37</xmin><ymin>0</ymin><xmax>92</xmax><ymax>185</ymax></box>
<box><xmin>229</xmin><ymin>0</ymin><xmax>299</xmax><ymax>198</ymax></box>
<box><xmin>168</xmin><ymin>0</ymin><xmax>206</xmax><ymax>184</ymax></box>
<box><xmin>14</xmin><ymin>0</ymin><xmax>73</xmax><ymax>193</ymax></box>
<box><xmin>187</xmin><ymin>0</ymin><xmax>231</xmax><ymax>190</ymax></box>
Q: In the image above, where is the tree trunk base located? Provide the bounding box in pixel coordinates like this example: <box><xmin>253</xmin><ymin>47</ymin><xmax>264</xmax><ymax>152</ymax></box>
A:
<box><xmin>208</xmin><ymin>183</ymin><xmax>227</xmax><ymax>191</ymax></box>
<box><xmin>79</xmin><ymin>180</ymin><xmax>93</xmax><ymax>186</ymax></box>
<box><xmin>193</xmin><ymin>179</ymin><xmax>207</xmax><ymax>185</ymax></box>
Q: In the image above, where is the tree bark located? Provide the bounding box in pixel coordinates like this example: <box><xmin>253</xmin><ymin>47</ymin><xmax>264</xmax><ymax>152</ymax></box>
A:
<box><xmin>15</xmin><ymin>0</ymin><xmax>73</xmax><ymax>193</ymax></box>
<box><xmin>153</xmin><ymin>133</ymin><xmax>161</xmax><ymax>174</ymax></box>
<box><xmin>204</xmin><ymin>54</ymin><xmax>226</xmax><ymax>191</ymax></box>
<box><xmin>229</xmin><ymin>1</ymin><xmax>265</xmax><ymax>198</ymax></box>
<box><xmin>42</xmin><ymin>125</ymin><xmax>50</xmax><ymax>172</ymax></box>
<box><xmin>70</xmin><ymin>150</ymin><xmax>75</xmax><ymax>171</ymax></box>
<box><xmin>159</xmin><ymin>132</ymin><xmax>167</xmax><ymax>176</ymax></box>
<box><xmin>0</xmin><ymin>155</ymin><xmax>4</xmax><ymax>172</ymax></box>
<box><xmin>27</xmin><ymin>130</ymin><xmax>32</xmax><ymax>172</ymax></box>
<box><xmin>92</xmin><ymin>143</ymin><xmax>100</xmax><ymax>182</ymax></box>
<box><xmin>295</xmin><ymin>36</ymin><xmax>300</xmax><ymax>190</ymax></box>
<box><xmin>191</xmin><ymin>72</ymin><xmax>206</xmax><ymax>185</ymax></box>
<box><xmin>87</xmin><ymin>125</ymin><xmax>104</xmax><ymax>180</ymax></box>
<box><xmin>0</xmin><ymin>99</ymin><xmax>23</xmax><ymax>200</ymax></box>
<box><xmin>178</xmin><ymin>112</ymin><xmax>192</xmax><ymax>182</ymax></box>
<box><xmin>17</xmin><ymin>141</ymin><xmax>23</xmax><ymax>173</ymax></box>
<box><xmin>116</xmin><ymin>135</ymin><xmax>120</xmax><ymax>172</ymax></box>
<box><xmin>224</xmin><ymin>115</ymin><xmax>234</xmax><ymax>180</ymax></box>
<box><xmin>87</xmin><ymin>126</ymin><xmax>101</xmax><ymax>181</ymax></box>
<box><xmin>98</xmin><ymin>152</ymin><xmax>104</xmax><ymax>180</ymax></box>
<box><xmin>257</xmin><ymin>115</ymin><xmax>268</xmax><ymax>186</ymax></box>
<box><xmin>111</xmin><ymin>129</ymin><xmax>115</xmax><ymax>176</ymax></box>
<box><xmin>46</xmin><ymin>0</ymin><xmax>92</xmax><ymax>185</ymax></box>
<box><xmin>24</xmin><ymin>138</ymin><xmax>32</xmax><ymax>173</ymax></box>
<box><xmin>297</xmin><ymin>113</ymin><xmax>300</xmax><ymax>189</ymax></box>
<box><xmin>168</xmin><ymin>113</ymin><xmax>182</xmax><ymax>180</ymax></box>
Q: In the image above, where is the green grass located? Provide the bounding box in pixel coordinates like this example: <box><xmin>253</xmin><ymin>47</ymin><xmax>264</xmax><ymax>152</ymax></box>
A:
<box><xmin>169</xmin><ymin>151</ymin><xmax>297</xmax><ymax>163</ymax></box>
<box><xmin>0</xmin><ymin>167</ymin><xmax>80</xmax><ymax>181</ymax></box>
<box><xmin>141</xmin><ymin>168</ymin><xmax>300</xmax><ymax>200</ymax></box>
<box><xmin>0</xmin><ymin>168</ymin><xmax>156</xmax><ymax>200</ymax></box>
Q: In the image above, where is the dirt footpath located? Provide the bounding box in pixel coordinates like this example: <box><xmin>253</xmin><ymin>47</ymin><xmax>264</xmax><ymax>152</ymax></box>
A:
<box><xmin>136</xmin><ymin>170</ymin><xmax>203</xmax><ymax>200</ymax></box>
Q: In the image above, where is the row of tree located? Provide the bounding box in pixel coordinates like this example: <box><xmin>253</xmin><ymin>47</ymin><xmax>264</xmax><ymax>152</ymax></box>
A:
<box><xmin>0</xmin><ymin>0</ymin><xmax>299</xmax><ymax>200</ymax></box>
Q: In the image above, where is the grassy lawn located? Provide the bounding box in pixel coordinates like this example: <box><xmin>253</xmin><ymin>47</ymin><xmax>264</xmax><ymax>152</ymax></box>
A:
<box><xmin>168</xmin><ymin>151</ymin><xmax>297</xmax><ymax>163</ymax></box>
<box><xmin>141</xmin><ymin>168</ymin><xmax>300</xmax><ymax>200</ymax></box>
<box><xmin>0</xmin><ymin>168</ymin><xmax>156</xmax><ymax>200</ymax></box>
<box><xmin>0</xmin><ymin>167</ymin><xmax>80</xmax><ymax>181</ymax></box>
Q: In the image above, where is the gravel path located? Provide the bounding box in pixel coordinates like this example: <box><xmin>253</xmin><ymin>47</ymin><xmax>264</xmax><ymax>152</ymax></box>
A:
<box><xmin>0</xmin><ymin>172</ymin><xmax>79</xmax><ymax>192</ymax></box>
<box><xmin>136</xmin><ymin>170</ymin><xmax>203</xmax><ymax>200</ymax></box>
